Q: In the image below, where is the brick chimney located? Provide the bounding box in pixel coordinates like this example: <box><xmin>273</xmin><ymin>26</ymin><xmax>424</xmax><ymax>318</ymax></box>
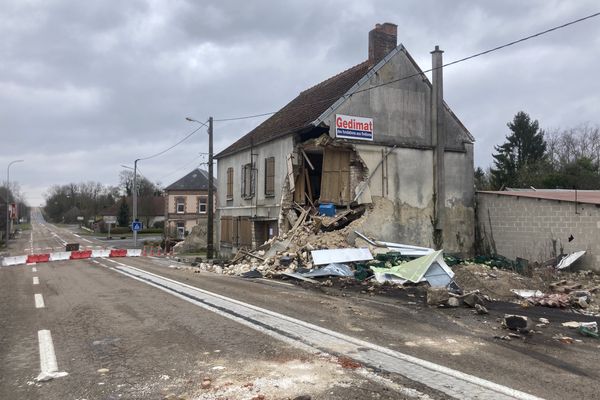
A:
<box><xmin>368</xmin><ymin>23</ymin><xmax>398</xmax><ymax>65</ymax></box>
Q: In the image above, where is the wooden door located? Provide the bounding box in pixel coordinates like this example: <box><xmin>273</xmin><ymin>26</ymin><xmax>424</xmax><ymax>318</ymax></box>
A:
<box><xmin>320</xmin><ymin>149</ymin><xmax>350</xmax><ymax>205</ymax></box>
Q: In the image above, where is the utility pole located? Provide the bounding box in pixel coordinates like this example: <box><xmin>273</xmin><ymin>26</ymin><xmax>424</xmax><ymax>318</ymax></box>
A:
<box><xmin>207</xmin><ymin>117</ymin><xmax>214</xmax><ymax>259</ymax></box>
<box><xmin>185</xmin><ymin>116</ymin><xmax>214</xmax><ymax>259</ymax></box>
<box><xmin>133</xmin><ymin>158</ymin><xmax>140</xmax><ymax>248</ymax></box>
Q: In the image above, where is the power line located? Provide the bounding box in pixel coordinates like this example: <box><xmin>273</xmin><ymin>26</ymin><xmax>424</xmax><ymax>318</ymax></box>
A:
<box><xmin>212</xmin><ymin>11</ymin><xmax>600</xmax><ymax>122</ymax></box>
<box><xmin>138</xmin><ymin>119</ymin><xmax>209</xmax><ymax>161</ymax></box>
<box><xmin>214</xmin><ymin>111</ymin><xmax>277</xmax><ymax>122</ymax></box>
<box><xmin>157</xmin><ymin>155</ymin><xmax>207</xmax><ymax>181</ymax></box>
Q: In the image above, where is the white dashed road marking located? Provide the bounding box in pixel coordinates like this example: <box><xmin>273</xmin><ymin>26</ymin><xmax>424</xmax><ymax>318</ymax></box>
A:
<box><xmin>34</xmin><ymin>293</ymin><xmax>45</xmax><ymax>309</ymax></box>
<box><xmin>32</xmin><ymin>267</ymin><xmax>37</xmax><ymax>272</ymax></box>
<box><xmin>101</xmin><ymin>259</ymin><xmax>544</xmax><ymax>400</ymax></box>
<box><xmin>35</xmin><ymin>330</ymin><xmax>68</xmax><ymax>382</ymax></box>
<box><xmin>33</xmin><ymin>277</ymin><xmax>39</xmax><ymax>285</ymax></box>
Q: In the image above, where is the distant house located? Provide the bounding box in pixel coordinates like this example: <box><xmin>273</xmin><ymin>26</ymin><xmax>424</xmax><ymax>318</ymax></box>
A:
<box><xmin>164</xmin><ymin>169</ymin><xmax>216</xmax><ymax>240</ymax></box>
<box><xmin>477</xmin><ymin>189</ymin><xmax>600</xmax><ymax>270</ymax></box>
<box><xmin>215</xmin><ymin>23</ymin><xmax>474</xmax><ymax>256</ymax></box>
<box><xmin>99</xmin><ymin>196</ymin><xmax>165</xmax><ymax>230</ymax></box>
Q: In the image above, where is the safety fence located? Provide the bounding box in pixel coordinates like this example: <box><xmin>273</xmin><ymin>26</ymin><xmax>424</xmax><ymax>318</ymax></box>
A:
<box><xmin>1</xmin><ymin>248</ymin><xmax>145</xmax><ymax>267</ymax></box>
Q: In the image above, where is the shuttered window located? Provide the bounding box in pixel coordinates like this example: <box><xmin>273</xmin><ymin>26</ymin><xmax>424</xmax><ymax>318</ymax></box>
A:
<box><xmin>264</xmin><ymin>157</ymin><xmax>275</xmax><ymax>196</ymax></box>
<box><xmin>226</xmin><ymin>167</ymin><xmax>233</xmax><ymax>200</ymax></box>
<box><xmin>241</xmin><ymin>163</ymin><xmax>255</xmax><ymax>199</ymax></box>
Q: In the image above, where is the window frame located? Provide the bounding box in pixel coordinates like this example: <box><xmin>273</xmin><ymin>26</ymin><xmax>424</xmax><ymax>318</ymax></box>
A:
<box><xmin>175</xmin><ymin>197</ymin><xmax>185</xmax><ymax>214</ymax></box>
<box><xmin>198</xmin><ymin>195</ymin><xmax>208</xmax><ymax>214</ymax></box>
<box><xmin>226</xmin><ymin>167</ymin><xmax>234</xmax><ymax>200</ymax></box>
<box><xmin>241</xmin><ymin>162</ymin><xmax>255</xmax><ymax>199</ymax></box>
<box><xmin>264</xmin><ymin>157</ymin><xmax>275</xmax><ymax>197</ymax></box>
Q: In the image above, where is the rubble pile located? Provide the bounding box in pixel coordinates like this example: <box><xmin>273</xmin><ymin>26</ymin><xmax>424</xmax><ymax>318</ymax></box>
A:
<box><xmin>171</xmin><ymin>202</ymin><xmax>600</xmax><ymax>323</ymax></box>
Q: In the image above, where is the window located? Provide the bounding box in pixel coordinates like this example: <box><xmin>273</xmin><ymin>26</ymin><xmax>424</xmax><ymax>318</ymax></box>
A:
<box><xmin>241</xmin><ymin>163</ymin><xmax>255</xmax><ymax>199</ymax></box>
<box><xmin>264</xmin><ymin>157</ymin><xmax>275</xmax><ymax>196</ymax></box>
<box><xmin>226</xmin><ymin>167</ymin><xmax>233</xmax><ymax>200</ymax></box>
<box><xmin>176</xmin><ymin>197</ymin><xmax>185</xmax><ymax>213</ymax></box>
<box><xmin>176</xmin><ymin>222</ymin><xmax>185</xmax><ymax>239</ymax></box>
<box><xmin>198</xmin><ymin>196</ymin><xmax>207</xmax><ymax>214</ymax></box>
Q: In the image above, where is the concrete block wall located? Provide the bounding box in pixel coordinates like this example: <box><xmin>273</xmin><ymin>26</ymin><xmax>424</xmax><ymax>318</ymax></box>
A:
<box><xmin>477</xmin><ymin>192</ymin><xmax>600</xmax><ymax>270</ymax></box>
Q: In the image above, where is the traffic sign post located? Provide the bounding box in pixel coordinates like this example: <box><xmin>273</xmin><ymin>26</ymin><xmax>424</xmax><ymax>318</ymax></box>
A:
<box><xmin>132</xmin><ymin>221</ymin><xmax>142</xmax><ymax>248</ymax></box>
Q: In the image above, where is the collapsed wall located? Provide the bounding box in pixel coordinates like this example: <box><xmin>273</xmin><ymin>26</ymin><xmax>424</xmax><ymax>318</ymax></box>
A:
<box><xmin>279</xmin><ymin>136</ymin><xmax>473</xmax><ymax>256</ymax></box>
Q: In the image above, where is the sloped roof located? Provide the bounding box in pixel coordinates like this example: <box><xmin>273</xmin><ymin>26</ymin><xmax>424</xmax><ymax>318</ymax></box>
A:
<box><xmin>165</xmin><ymin>168</ymin><xmax>215</xmax><ymax>191</ymax></box>
<box><xmin>479</xmin><ymin>190</ymin><xmax>600</xmax><ymax>205</ymax></box>
<box><xmin>215</xmin><ymin>61</ymin><xmax>371</xmax><ymax>158</ymax></box>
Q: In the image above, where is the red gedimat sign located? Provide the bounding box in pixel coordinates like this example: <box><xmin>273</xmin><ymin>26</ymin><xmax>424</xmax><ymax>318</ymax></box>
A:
<box><xmin>335</xmin><ymin>114</ymin><xmax>373</xmax><ymax>141</ymax></box>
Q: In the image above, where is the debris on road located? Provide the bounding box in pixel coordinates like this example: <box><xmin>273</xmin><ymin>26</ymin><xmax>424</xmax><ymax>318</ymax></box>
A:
<box><xmin>311</xmin><ymin>248</ymin><xmax>373</xmax><ymax>265</ymax></box>
<box><xmin>370</xmin><ymin>250</ymin><xmax>455</xmax><ymax>288</ymax></box>
<box><xmin>302</xmin><ymin>263</ymin><xmax>354</xmax><ymax>278</ymax></box>
<box><xmin>511</xmin><ymin>289</ymin><xmax>544</xmax><ymax>299</ymax></box>
<box><xmin>556</xmin><ymin>250</ymin><xmax>586</xmax><ymax>270</ymax></box>
<box><xmin>503</xmin><ymin>315</ymin><xmax>532</xmax><ymax>332</ymax></box>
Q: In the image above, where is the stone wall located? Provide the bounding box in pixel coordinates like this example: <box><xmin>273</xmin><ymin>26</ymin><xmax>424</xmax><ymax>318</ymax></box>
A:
<box><xmin>476</xmin><ymin>192</ymin><xmax>600</xmax><ymax>271</ymax></box>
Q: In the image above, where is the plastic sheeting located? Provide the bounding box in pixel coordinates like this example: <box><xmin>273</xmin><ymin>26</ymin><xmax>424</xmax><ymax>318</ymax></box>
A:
<box><xmin>303</xmin><ymin>263</ymin><xmax>354</xmax><ymax>277</ymax></box>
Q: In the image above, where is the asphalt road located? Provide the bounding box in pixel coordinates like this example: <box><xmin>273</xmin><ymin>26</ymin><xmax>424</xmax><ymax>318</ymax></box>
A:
<box><xmin>2</xmin><ymin>210</ymin><xmax>599</xmax><ymax>399</ymax></box>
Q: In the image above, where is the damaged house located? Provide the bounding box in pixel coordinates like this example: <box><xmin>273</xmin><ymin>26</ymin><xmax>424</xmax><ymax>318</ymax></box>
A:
<box><xmin>215</xmin><ymin>23</ymin><xmax>475</xmax><ymax>256</ymax></box>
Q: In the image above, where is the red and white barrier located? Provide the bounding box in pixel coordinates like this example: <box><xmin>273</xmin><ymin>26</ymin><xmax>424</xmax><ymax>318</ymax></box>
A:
<box><xmin>1</xmin><ymin>248</ymin><xmax>147</xmax><ymax>267</ymax></box>
<box><xmin>127</xmin><ymin>249</ymin><xmax>142</xmax><ymax>257</ymax></box>
<box><xmin>92</xmin><ymin>249</ymin><xmax>111</xmax><ymax>258</ymax></box>
<box><xmin>50</xmin><ymin>252</ymin><xmax>71</xmax><ymax>261</ymax></box>
<box><xmin>1</xmin><ymin>255</ymin><xmax>28</xmax><ymax>266</ymax></box>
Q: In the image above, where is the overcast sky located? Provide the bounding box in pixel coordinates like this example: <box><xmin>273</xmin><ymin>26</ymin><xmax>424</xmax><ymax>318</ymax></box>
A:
<box><xmin>2</xmin><ymin>0</ymin><xmax>599</xmax><ymax>205</ymax></box>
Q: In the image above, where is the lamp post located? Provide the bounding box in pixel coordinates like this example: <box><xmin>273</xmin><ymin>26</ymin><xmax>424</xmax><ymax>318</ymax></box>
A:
<box><xmin>121</xmin><ymin>160</ymin><xmax>140</xmax><ymax>247</ymax></box>
<box><xmin>6</xmin><ymin>159</ymin><xmax>24</xmax><ymax>244</ymax></box>
<box><xmin>186</xmin><ymin>117</ymin><xmax>214</xmax><ymax>259</ymax></box>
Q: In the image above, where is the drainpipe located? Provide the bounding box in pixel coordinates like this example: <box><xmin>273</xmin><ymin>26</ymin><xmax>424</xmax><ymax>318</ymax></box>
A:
<box><xmin>431</xmin><ymin>45</ymin><xmax>445</xmax><ymax>240</ymax></box>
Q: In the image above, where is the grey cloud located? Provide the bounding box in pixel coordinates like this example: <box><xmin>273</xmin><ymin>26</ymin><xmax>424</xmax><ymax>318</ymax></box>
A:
<box><xmin>1</xmin><ymin>0</ymin><xmax>599</xmax><ymax>204</ymax></box>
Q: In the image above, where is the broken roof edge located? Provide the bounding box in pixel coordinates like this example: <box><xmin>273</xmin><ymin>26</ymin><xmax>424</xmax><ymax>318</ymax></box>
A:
<box><xmin>214</xmin><ymin>123</ymin><xmax>315</xmax><ymax>159</ymax></box>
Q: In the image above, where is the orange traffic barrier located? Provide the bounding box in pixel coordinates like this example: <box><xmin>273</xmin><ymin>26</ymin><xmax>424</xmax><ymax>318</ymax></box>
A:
<box><xmin>142</xmin><ymin>246</ymin><xmax>147</xmax><ymax>256</ymax></box>
<box><xmin>70</xmin><ymin>250</ymin><xmax>92</xmax><ymax>260</ymax></box>
<box><xmin>109</xmin><ymin>249</ymin><xmax>127</xmax><ymax>257</ymax></box>
<box><xmin>26</xmin><ymin>254</ymin><xmax>50</xmax><ymax>263</ymax></box>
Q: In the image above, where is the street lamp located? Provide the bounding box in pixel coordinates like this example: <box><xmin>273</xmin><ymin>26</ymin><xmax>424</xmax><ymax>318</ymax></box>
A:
<box><xmin>121</xmin><ymin>161</ymin><xmax>140</xmax><ymax>247</ymax></box>
<box><xmin>186</xmin><ymin>116</ymin><xmax>214</xmax><ymax>259</ymax></box>
<box><xmin>6</xmin><ymin>159</ymin><xmax>24</xmax><ymax>244</ymax></box>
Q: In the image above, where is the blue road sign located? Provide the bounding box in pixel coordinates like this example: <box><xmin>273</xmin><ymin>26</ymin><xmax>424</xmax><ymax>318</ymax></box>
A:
<box><xmin>131</xmin><ymin>221</ymin><xmax>142</xmax><ymax>232</ymax></box>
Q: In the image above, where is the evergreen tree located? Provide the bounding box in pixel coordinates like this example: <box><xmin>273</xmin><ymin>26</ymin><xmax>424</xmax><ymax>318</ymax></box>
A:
<box><xmin>474</xmin><ymin>167</ymin><xmax>491</xmax><ymax>190</ymax></box>
<box><xmin>117</xmin><ymin>198</ymin><xmax>129</xmax><ymax>227</ymax></box>
<box><xmin>491</xmin><ymin>111</ymin><xmax>547</xmax><ymax>189</ymax></box>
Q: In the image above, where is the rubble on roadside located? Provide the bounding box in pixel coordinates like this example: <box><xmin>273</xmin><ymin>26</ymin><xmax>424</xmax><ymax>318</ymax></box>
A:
<box><xmin>169</xmin><ymin>203</ymin><xmax>600</xmax><ymax>323</ymax></box>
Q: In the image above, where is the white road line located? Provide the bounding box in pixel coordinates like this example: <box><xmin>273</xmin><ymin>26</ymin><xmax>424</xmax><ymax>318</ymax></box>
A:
<box><xmin>80</xmin><ymin>238</ymin><xmax>92</xmax><ymax>243</ymax></box>
<box><xmin>32</xmin><ymin>267</ymin><xmax>37</xmax><ymax>272</ymax></box>
<box><xmin>102</xmin><ymin>259</ymin><xmax>544</xmax><ymax>400</ymax></box>
<box><xmin>34</xmin><ymin>293</ymin><xmax>45</xmax><ymax>308</ymax></box>
<box><xmin>33</xmin><ymin>277</ymin><xmax>39</xmax><ymax>285</ymax></box>
<box><xmin>35</xmin><ymin>330</ymin><xmax>68</xmax><ymax>382</ymax></box>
